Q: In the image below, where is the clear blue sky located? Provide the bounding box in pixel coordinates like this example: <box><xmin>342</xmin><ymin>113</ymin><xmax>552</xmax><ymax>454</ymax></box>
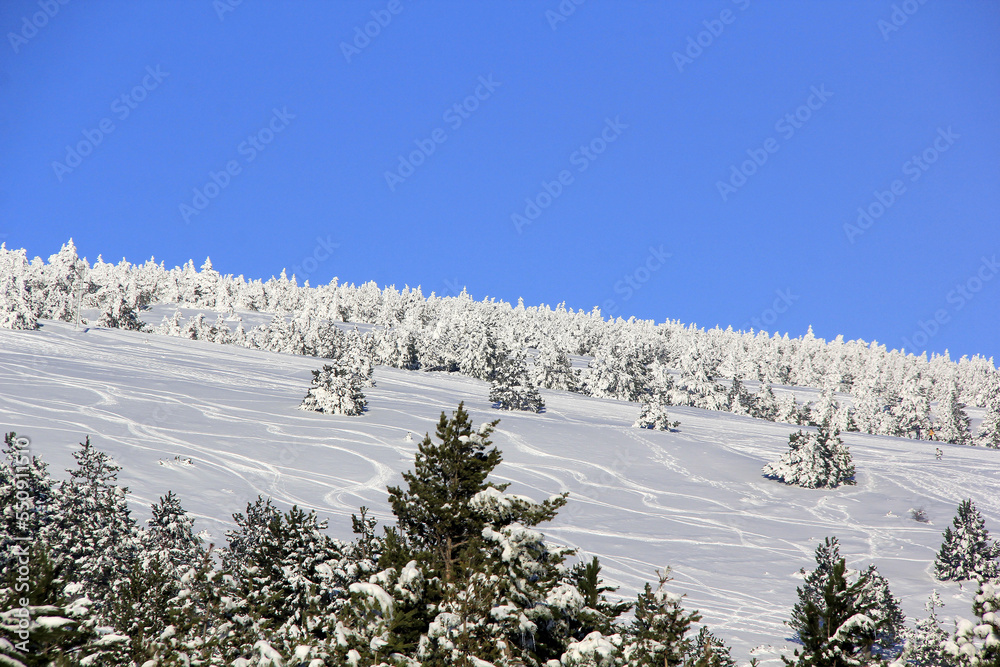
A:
<box><xmin>2</xmin><ymin>1</ymin><xmax>998</xmax><ymax>361</ymax></box>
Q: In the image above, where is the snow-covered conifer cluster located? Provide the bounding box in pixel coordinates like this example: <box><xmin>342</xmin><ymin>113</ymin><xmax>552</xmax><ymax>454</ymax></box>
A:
<box><xmin>762</xmin><ymin>425</ymin><xmax>855</xmax><ymax>489</ymax></box>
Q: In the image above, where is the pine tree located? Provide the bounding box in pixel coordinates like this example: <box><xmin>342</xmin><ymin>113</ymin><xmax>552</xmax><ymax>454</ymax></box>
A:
<box><xmin>728</xmin><ymin>377</ymin><xmax>756</xmax><ymax>416</ymax></box>
<box><xmin>0</xmin><ymin>541</ymin><xmax>119</xmax><ymax>667</ymax></box>
<box><xmin>96</xmin><ymin>283</ymin><xmax>147</xmax><ymax>331</ymax></box>
<box><xmin>933</xmin><ymin>499</ymin><xmax>1000</xmax><ymax>582</ymax></box>
<box><xmin>43</xmin><ymin>437</ymin><xmax>140</xmax><ymax>615</ymax></box>
<box><xmin>856</xmin><ymin>564</ymin><xmax>905</xmax><ymax>656</ymax></box>
<box><xmin>144</xmin><ymin>491</ymin><xmax>206</xmax><ymax>571</ymax></box>
<box><xmin>490</xmin><ymin>350</ymin><xmax>545</xmax><ymax>413</ymax></box>
<box><xmin>624</xmin><ymin>568</ymin><xmax>701</xmax><ymax>667</ymax></box>
<box><xmin>936</xmin><ymin>386</ymin><xmax>974</xmax><ymax>446</ymax></box>
<box><xmin>633</xmin><ymin>395</ymin><xmax>679</xmax><ymax>431</ymax></box>
<box><xmin>975</xmin><ymin>381</ymin><xmax>1000</xmax><ymax>449</ymax></box>
<box><xmin>299</xmin><ymin>361</ymin><xmax>367</xmax><ymax>416</ymax></box>
<box><xmin>752</xmin><ymin>382</ymin><xmax>780</xmax><ymax>421</ymax></box>
<box><xmin>899</xmin><ymin>592</ymin><xmax>953</xmax><ymax>667</ymax></box>
<box><xmin>762</xmin><ymin>425</ymin><xmax>856</xmax><ymax>489</ymax></box>
<box><xmin>687</xmin><ymin>626</ymin><xmax>737</xmax><ymax>667</ymax></box>
<box><xmin>783</xmin><ymin>558</ymin><xmax>875</xmax><ymax>667</ymax></box>
<box><xmin>569</xmin><ymin>556</ymin><xmax>632</xmax><ymax>639</ymax></box>
<box><xmin>534</xmin><ymin>344</ymin><xmax>580</xmax><ymax>392</ymax></box>
<box><xmin>0</xmin><ymin>432</ymin><xmax>56</xmax><ymax>574</ymax></box>
<box><xmin>386</xmin><ymin>403</ymin><xmax>505</xmax><ymax>584</ymax></box>
<box><xmin>945</xmin><ymin>579</ymin><xmax>1000</xmax><ymax>667</ymax></box>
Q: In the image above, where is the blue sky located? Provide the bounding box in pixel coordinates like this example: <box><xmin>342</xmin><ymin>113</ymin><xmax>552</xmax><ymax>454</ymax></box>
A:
<box><xmin>2</xmin><ymin>1</ymin><xmax>998</xmax><ymax>361</ymax></box>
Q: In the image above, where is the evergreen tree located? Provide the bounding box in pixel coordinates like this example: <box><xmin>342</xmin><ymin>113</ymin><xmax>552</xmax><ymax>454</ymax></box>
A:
<box><xmin>0</xmin><ymin>262</ymin><xmax>38</xmax><ymax>330</ymax></box>
<box><xmin>42</xmin><ymin>437</ymin><xmax>140</xmax><ymax>615</ymax></box>
<box><xmin>95</xmin><ymin>283</ymin><xmax>147</xmax><ymax>331</ymax></box>
<box><xmin>490</xmin><ymin>350</ymin><xmax>545</xmax><ymax>412</ymax></box>
<box><xmin>752</xmin><ymin>382</ymin><xmax>780</xmax><ymax>422</ymax></box>
<box><xmin>687</xmin><ymin>626</ymin><xmax>737</xmax><ymax>667</ymax></box>
<box><xmin>898</xmin><ymin>592</ymin><xmax>953</xmax><ymax>667</ymax></box>
<box><xmin>933</xmin><ymin>499</ymin><xmax>1000</xmax><ymax>582</ymax></box>
<box><xmin>0</xmin><ymin>432</ymin><xmax>56</xmax><ymax>575</ymax></box>
<box><xmin>727</xmin><ymin>377</ymin><xmax>756</xmax><ymax>416</ymax></box>
<box><xmin>783</xmin><ymin>558</ymin><xmax>875</xmax><ymax>667</ymax></box>
<box><xmin>945</xmin><ymin>579</ymin><xmax>1000</xmax><ymax>667</ymax></box>
<box><xmin>936</xmin><ymin>386</ymin><xmax>974</xmax><ymax>446</ymax></box>
<box><xmin>633</xmin><ymin>396</ymin><xmax>679</xmax><ymax>431</ymax></box>
<box><xmin>143</xmin><ymin>490</ymin><xmax>206</xmax><ymax>571</ymax></box>
<box><xmin>624</xmin><ymin>568</ymin><xmax>701</xmax><ymax>667</ymax></box>
<box><xmin>787</xmin><ymin>538</ymin><xmax>903</xmax><ymax>663</ymax></box>
<box><xmin>569</xmin><ymin>556</ymin><xmax>632</xmax><ymax>639</ymax></box>
<box><xmin>585</xmin><ymin>345</ymin><xmax>651</xmax><ymax>403</ymax></box>
<box><xmin>0</xmin><ymin>542</ymin><xmax>122</xmax><ymax>666</ymax></box>
<box><xmin>299</xmin><ymin>360</ymin><xmax>367</xmax><ymax>416</ymax></box>
<box><xmin>763</xmin><ymin>425</ymin><xmax>856</xmax><ymax>489</ymax></box>
<box><xmin>975</xmin><ymin>381</ymin><xmax>1000</xmax><ymax>449</ymax></box>
<box><xmin>856</xmin><ymin>564</ymin><xmax>905</xmax><ymax>656</ymax></box>
<box><xmin>388</xmin><ymin>403</ymin><xmax>565</xmax><ymax>584</ymax></box>
<box><xmin>534</xmin><ymin>344</ymin><xmax>580</xmax><ymax>392</ymax></box>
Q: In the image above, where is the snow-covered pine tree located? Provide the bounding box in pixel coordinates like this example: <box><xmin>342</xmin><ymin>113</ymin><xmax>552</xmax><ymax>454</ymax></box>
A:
<box><xmin>0</xmin><ymin>247</ymin><xmax>38</xmax><ymax>330</ymax></box>
<box><xmin>568</xmin><ymin>556</ymin><xmax>632</xmax><ymax>640</ymax></box>
<box><xmin>857</xmin><ymin>564</ymin><xmax>906</xmax><ymax>655</ymax></box>
<box><xmin>783</xmin><ymin>557</ymin><xmax>875</xmax><ymax>667</ymax></box>
<box><xmin>224</xmin><ymin>503</ymin><xmax>349</xmax><ymax>660</ymax></box>
<box><xmin>936</xmin><ymin>385</ymin><xmax>974</xmax><ymax>446</ymax></box>
<box><xmin>898</xmin><ymin>591</ymin><xmax>952</xmax><ymax>667</ymax></box>
<box><xmin>752</xmin><ymin>382</ymin><xmax>780</xmax><ymax>422</ymax></box>
<box><xmin>776</xmin><ymin>391</ymin><xmax>807</xmax><ymax>426</ymax></box>
<box><xmin>584</xmin><ymin>344</ymin><xmax>650</xmax><ymax>403</ymax></box>
<box><xmin>762</xmin><ymin>424</ymin><xmax>856</xmax><ymax>489</ymax></box>
<box><xmin>726</xmin><ymin>377</ymin><xmax>755</xmax><ymax>416</ymax></box>
<box><xmin>933</xmin><ymin>499</ymin><xmax>1000</xmax><ymax>582</ymax></box>
<box><xmin>623</xmin><ymin>568</ymin><xmax>701</xmax><ymax>667</ymax></box>
<box><xmin>895</xmin><ymin>376</ymin><xmax>933</xmax><ymax>439</ymax></box>
<box><xmin>0</xmin><ymin>432</ymin><xmax>56</xmax><ymax>574</ymax></box>
<box><xmin>687</xmin><ymin>626</ymin><xmax>737</xmax><ymax>667</ymax></box>
<box><xmin>807</xmin><ymin>385</ymin><xmax>838</xmax><ymax>427</ymax></box>
<box><xmin>533</xmin><ymin>343</ymin><xmax>581</xmax><ymax>392</ymax></box>
<box><xmin>945</xmin><ymin>579</ymin><xmax>1000</xmax><ymax>667</ymax></box>
<box><xmin>0</xmin><ymin>541</ymin><xmax>121</xmax><ymax>666</ymax></box>
<box><xmin>42</xmin><ymin>437</ymin><xmax>140</xmax><ymax>615</ymax></box>
<box><xmin>975</xmin><ymin>379</ymin><xmax>1000</xmax><ymax>449</ymax></box>
<box><xmin>143</xmin><ymin>490</ymin><xmax>206</xmax><ymax>571</ymax></box>
<box><xmin>490</xmin><ymin>350</ymin><xmax>545</xmax><ymax>412</ymax></box>
<box><xmin>299</xmin><ymin>360</ymin><xmax>367</xmax><ymax>416</ymax></box>
<box><xmin>95</xmin><ymin>283</ymin><xmax>147</xmax><ymax>331</ymax></box>
<box><xmin>633</xmin><ymin>395</ymin><xmax>679</xmax><ymax>431</ymax></box>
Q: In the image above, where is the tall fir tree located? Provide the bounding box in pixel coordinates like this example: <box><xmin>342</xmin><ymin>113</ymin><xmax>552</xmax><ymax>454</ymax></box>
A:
<box><xmin>933</xmin><ymin>499</ymin><xmax>1000</xmax><ymax>582</ymax></box>
<box><xmin>936</xmin><ymin>385</ymin><xmax>974</xmax><ymax>446</ymax></box>
<box><xmin>42</xmin><ymin>437</ymin><xmax>140</xmax><ymax>615</ymax></box>
<box><xmin>975</xmin><ymin>380</ymin><xmax>1000</xmax><ymax>448</ymax></box>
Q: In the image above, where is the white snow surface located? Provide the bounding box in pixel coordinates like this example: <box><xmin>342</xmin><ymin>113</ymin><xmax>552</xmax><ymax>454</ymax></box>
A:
<box><xmin>2</xmin><ymin>318</ymin><xmax>999</xmax><ymax>664</ymax></box>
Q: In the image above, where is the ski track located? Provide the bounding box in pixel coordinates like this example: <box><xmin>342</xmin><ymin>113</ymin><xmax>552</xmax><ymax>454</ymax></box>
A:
<box><xmin>2</xmin><ymin>320</ymin><xmax>999</xmax><ymax>664</ymax></box>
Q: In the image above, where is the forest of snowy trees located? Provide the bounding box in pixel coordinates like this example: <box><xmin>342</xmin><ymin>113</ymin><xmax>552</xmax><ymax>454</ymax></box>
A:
<box><xmin>2</xmin><ymin>240</ymin><xmax>998</xmax><ymax>449</ymax></box>
<box><xmin>3</xmin><ymin>241</ymin><xmax>1000</xmax><ymax>666</ymax></box>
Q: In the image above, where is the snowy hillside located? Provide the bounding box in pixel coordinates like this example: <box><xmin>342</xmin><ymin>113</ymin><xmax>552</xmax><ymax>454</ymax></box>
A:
<box><xmin>3</xmin><ymin>316</ymin><xmax>998</xmax><ymax>663</ymax></box>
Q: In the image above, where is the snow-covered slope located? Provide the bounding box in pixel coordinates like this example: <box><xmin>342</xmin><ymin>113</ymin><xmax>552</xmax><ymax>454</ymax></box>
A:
<box><xmin>2</xmin><ymin>319</ymin><xmax>998</xmax><ymax>663</ymax></box>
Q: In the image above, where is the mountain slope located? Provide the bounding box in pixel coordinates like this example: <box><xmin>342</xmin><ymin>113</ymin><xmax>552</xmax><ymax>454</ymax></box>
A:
<box><xmin>2</xmin><ymin>318</ymin><xmax>997</xmax><ymax>663</ymax></box>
